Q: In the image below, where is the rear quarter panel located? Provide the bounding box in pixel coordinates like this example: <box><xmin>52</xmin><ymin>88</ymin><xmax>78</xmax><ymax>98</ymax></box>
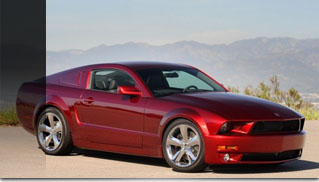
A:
<box><xmin>16</xmin><ymin>81</ymin><xmax>46</xmax><ymax>134</ymax></box>
<box><xmin>16</xmin><ymin>67</ymin><xmax>89</xmax><ymax>135</ymax></box>
<box><xmin>45</xmin><ymin>84</ymin><xmax>84</xmax><ymax>139</ymax></box>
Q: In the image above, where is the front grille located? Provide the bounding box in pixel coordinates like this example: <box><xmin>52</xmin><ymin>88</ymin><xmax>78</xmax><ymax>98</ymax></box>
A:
<box><xmin>251</xmin><ymin>119</ymin><xmax>301</xmax><ymax>134</ymax></box>
<box><xmin>241</xmin><ymin>149</ymin><xmax>301</xmax><ymax>161</ymax></box>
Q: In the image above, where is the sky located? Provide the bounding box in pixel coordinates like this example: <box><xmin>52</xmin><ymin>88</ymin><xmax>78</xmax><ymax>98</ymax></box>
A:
<box><xmin>47</xmin><ymin>0</ymin><xmax>319</xmax><ymax>51</ymax></box>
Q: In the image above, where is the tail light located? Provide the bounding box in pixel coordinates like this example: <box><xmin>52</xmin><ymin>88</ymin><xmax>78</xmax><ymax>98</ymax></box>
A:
<box><xmin>218</xmin><ymin>121</ymin><xmax>254</xmax><ymax>135</ymax></box>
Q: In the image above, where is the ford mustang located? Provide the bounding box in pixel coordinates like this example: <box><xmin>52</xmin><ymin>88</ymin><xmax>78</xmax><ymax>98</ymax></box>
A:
<box><xmin>16</xmin><ymin>62</ymin><xmax>306</xmax><ymax>172</ymax></box>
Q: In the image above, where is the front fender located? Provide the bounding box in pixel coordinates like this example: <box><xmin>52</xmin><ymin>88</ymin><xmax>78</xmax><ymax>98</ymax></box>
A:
<box><xmin>159</xmin><ymin>108</ymin><xmax>210</xmax><ymax>139</ymax></box>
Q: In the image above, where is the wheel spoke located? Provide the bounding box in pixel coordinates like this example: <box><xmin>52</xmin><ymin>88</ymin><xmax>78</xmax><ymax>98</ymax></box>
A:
<box><xmin>167</xmin><ymin>136</ymin><xmax>183</xmax><ymax>147</ymax></box>
<box><xmin>175</xmin><ymin>149</ymin><xmax>186</xmax><ymax>162</ymax></box>
<box><xmin>45</xmin><ymin>135</ymin><xmax>53</xmax><ymax>147</ymax></box>
<box><xmin>54</xmin><ymin>122</ymin><xmax>62</xmax><ymax>132</ymax></box>
<box><xmin>186</xmin><ymin>148</ymin><xmax>196</xmax><ymax>161</ymax></box>
<box><xmin>39</xmin><ymin>123</ymin><xmax>52</xmax><ymax>133</ymax></box>
<box><xmin>186</xmin><ymin>152</ymin><xmax>192</xmax><ymax>165</ymax></box>
<box><xmin>52</xmin><ymin>134</ymin><xmax>60</xmax><ymax>148</ymax></box>
<box><xmin>47</xmin><ymin>113</ymin><xmax>55</xmax><ymax>128</ymax></box>
<box><xmin>179</xmin><ymin>125</ymin><xmax>188</xmax><ymax>142</ymax></box>
<box><xmin>171</xmin><ymin>149</ymin><xmax>181</xmax><ymax>160</ymax></box>
<box><xmin>187</xmin><ymin>135</ymin><xmax>200</xmax><ymax>147</ymax></box>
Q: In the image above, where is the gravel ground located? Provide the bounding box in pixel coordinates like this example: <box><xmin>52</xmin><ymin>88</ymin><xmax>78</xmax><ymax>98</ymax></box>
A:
<box><xmin>0</xmin><ymin>121</ymin><xmax>318</xmax><ymax>178</ymax></box>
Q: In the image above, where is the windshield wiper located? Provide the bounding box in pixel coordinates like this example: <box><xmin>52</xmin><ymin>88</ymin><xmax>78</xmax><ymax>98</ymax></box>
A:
<box><xmin>182</xmin><ymin>89</ymin><xmax>213</xmax><ymax>94</ymax></box>
<box><xmin>154</xmin><ymin>89</ymin><xmax>213</xmax><ymax>97</ymax></box>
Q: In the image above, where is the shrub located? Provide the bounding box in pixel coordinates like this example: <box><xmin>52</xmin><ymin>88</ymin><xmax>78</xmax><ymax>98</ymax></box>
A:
<box><xmin>230</xmin><ymin>76</ymin><xmax>319</xmax><ymax>120</ymax></box>
<box><xmin>227</xmin><ymin>86</ymin><xmax>240</xmax><ymax>94</ymax></box>
<box><xmin>0</xmin><ymin>108</ymin><xmax>19</xmax><ymax>126</ymax></box>
<box><xmin>298</xmin><ymin>108</ymin><xmax>319</xmax><ymax>121</ymax></box>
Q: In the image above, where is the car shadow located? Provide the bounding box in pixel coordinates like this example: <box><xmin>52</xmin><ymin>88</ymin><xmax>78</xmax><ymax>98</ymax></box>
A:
<box><xmin>209</xmin><ymin>160</ymin><xmax>319</xmax><ymax>174</ymax></box>
<box><xmin>70</xmin><ymin>148</ymin><xmax>318</xmax><ymax>174</ymax></box>
<box><xmin>71</xmin><ymin>148</ymin><xmax>170</xmax><ymax>168</ymax></box>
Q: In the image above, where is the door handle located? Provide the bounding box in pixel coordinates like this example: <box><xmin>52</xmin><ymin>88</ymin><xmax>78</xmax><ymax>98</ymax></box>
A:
<box><xmin>82</xmin><ymin>97</ymin><xmax>95</xmax><ymax>104</ymax></box>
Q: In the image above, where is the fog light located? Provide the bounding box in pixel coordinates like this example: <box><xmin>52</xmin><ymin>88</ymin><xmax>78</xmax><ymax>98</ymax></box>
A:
<box><xmin>217</xmin><ymin>145</ymin><xmax>226</xmax><ymax>150</ymax></box>
<box><xmin>227</xmin><ymin>146</ymin><xmax>238</xmax><ymax>150</ymax></box>
<box><xmin>217</xmin><ymin>145</ymin><xmax>238</xmax><ymax>150</ymax></box>
<box><xmin>223</xmin><ymin>153</ymin><xmax>230</xmax><ymax>162</ymax></box>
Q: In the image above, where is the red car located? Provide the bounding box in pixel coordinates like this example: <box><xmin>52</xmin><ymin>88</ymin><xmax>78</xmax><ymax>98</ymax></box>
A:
<box><xmin>16</xmin><ymin>62</ymin><xmax>306</xmax><ymax>172</ymax></box>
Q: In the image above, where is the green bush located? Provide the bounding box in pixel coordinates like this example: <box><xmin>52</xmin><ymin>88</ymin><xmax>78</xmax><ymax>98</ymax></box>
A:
<box><xmin>229</xmin><ymin>76</ymin><xmax>319</xmax><ymax>120</ymax></box>
<box><xmin>0</xmin><ymin>108</ymin><xmax>19</xmax><ymax>126</ymax></box>
<box><xmin>299</xmin><ymin>108</ymin><xmax>319</xmax><ymax>120</ymax></box>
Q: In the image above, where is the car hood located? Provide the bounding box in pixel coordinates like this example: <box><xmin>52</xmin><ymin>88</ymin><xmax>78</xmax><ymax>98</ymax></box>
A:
<box><xmin>162</xmin><ymin>92</ymin><xmax>302</xmax><ymax>120</ymax></box>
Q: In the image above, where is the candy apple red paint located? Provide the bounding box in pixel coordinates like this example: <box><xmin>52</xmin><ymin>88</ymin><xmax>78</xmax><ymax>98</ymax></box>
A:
<box><xmin>16</xmin><ymin>62</ymin><xmax>306</xmax><ymax>172</ymax></box>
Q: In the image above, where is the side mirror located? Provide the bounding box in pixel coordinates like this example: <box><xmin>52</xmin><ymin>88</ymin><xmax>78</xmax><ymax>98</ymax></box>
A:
<box><xmin>117</xmin><ymin>86</ymin><xmax>142</xmax><ymax>96</ymax></box>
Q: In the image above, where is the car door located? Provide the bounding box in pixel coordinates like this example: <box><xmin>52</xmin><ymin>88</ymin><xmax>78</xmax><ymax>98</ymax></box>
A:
<box><xmin>77</xmin><ymin>69</ymin><xmax>145</xmax><ymax>148</ymax></box>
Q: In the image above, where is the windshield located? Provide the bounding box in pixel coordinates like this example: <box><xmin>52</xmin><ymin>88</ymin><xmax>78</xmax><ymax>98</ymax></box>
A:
<box><xmin>136</xmin><ymin>67</ymin><xmax>226</xmax><ymax>97</ymax></box>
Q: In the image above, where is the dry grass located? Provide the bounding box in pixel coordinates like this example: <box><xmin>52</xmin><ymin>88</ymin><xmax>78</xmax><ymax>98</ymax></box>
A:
<box><xmin>298</xmin><ymin>108</ymin><xmax>319</xmax><ymax>120</ymax></box>
<box><xmin>0</xmin><ymin>108</ymin><xmax>19</xmax><ymax>126</ymax></box>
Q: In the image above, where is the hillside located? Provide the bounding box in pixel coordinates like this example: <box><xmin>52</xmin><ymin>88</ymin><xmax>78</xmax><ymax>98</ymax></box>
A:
<box><xmin>47</xmin><ymin>37</ymin><xmax>319</xmax><ymax>93</ymax></box>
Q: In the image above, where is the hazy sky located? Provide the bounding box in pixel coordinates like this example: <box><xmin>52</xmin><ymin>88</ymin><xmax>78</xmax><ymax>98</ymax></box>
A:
<box><xmin>47</xmin><ymin>0</ymin><xmax>319</xmax><ymax>51</ymax></box>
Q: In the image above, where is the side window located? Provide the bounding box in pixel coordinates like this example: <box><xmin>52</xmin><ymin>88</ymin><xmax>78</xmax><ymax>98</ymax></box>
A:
<box><xmin>91</xmin><ymin>69</ymin><xmax>135</xmax><ymax>93</ymax></box>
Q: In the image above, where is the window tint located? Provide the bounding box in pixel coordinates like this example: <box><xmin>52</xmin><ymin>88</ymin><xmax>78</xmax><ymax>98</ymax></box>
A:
<box><xmin>91</xmin><ymin>69</ymin><xmax>135</xmax><ymax>93</ymax></box>
<box><xmin>164</xmin><ymin>71</ymin><xmax>212</xmax><ymax>90</ymax></box>
<box><xmin>136</xmin><ymin>68</ymin><xmax>225</xmax><ymax>97</ymax></box>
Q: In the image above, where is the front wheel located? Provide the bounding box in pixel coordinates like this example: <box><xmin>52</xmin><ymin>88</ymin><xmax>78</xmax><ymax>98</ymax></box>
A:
<box><xmin>162</xmin><ymin>119</ymin><xmax>206</xmax><ymax>172</ymax></box>
<box><xmin>36</xmin><ymin>107</ymin><xmax>73</xmax><ymax>155</ymax></box>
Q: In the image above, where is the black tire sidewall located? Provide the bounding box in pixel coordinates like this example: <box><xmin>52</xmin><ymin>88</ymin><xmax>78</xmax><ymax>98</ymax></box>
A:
<box><xmin>36</xmin><ymin>107</ymin><xmax>72</xmax><ymax>155</ymax></box>
<box><xmin>162</xmin><ymin>119</ymin><xmax>206</xmax><ymax>172</ymax></box>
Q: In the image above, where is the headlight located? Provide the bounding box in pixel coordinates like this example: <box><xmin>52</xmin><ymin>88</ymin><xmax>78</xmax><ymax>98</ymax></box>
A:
<box><xmin>218</xmin><ymin>122</ymin><xmax>230</xmax><ymax>134</ymax></box>
<box><xmin>218</xmin><ymin>121</ymin><xmax>254</xmax><ymax>135</ymax></box>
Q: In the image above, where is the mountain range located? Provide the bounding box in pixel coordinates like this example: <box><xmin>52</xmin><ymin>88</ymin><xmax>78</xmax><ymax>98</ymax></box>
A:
<box><xmin>47</xmin><ymin>37</ymin><xmax>319</xmax><ymax>93</ymax></box>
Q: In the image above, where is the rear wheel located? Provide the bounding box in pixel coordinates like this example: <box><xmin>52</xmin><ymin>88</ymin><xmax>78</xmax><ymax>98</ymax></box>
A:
<box><xmin>162</xmin><ymin>119</ymin><xmax>206</xmax><ymax>172</ymax></box>
<box><xmin>36</xmin><ymin>107</ymin><xmax>72</xmax><ymax>155</ymax></box>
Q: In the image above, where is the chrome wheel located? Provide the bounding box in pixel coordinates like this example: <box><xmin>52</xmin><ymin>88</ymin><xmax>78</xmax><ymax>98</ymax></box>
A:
<box><xmin>165</xmin><ymin>124</ymin><xmax>201</xmax><ymax>167</ymax></box>
<box><xmin>37</xmin><ymin>112</ymin><xmax>63</xmax><ymax>151</ymax></box>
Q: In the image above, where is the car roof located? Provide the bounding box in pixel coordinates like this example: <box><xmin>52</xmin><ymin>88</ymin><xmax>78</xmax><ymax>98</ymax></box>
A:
<box><xmin>80</xmin><ymin>61</ymin><xmax>193</xmax><ymax>71</ymax></box>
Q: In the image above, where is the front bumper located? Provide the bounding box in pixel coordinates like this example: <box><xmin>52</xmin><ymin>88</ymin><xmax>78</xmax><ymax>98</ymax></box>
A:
<box><xmin>204</xmin><ymin>131</ymin><xmax>306</xmax><ymax>164</ymax></box>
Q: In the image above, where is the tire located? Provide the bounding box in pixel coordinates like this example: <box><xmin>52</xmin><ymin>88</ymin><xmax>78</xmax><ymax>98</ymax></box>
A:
<box><xmin>162</xmin><ymin>119</ymin><xmax>206</xmax><ymax>172</ymax></box>
<box><xmin>36</xmin><ymin>107</ymin><xmax>73</xmax><ymax>155</ymax></box>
